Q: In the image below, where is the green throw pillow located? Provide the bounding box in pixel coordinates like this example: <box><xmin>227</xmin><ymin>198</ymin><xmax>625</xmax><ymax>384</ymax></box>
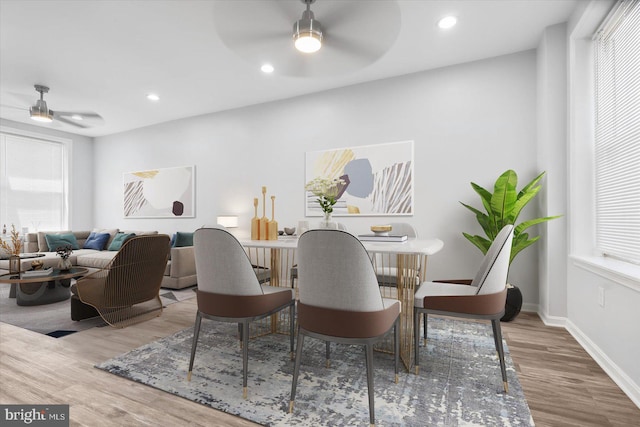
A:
<box><xmin>45</xmin><ymin>233</ymin><xmax>80</xmax><ymax>251</ymax></box>
<box><xmin>173</xmin><ymin>231</ymin><xmax>194</xmax><ymax>247</ymax></box>
<box><xmin>108</xmin><ymin>232</ymin><xmax>136</xmax><ymax>251</ymax></box>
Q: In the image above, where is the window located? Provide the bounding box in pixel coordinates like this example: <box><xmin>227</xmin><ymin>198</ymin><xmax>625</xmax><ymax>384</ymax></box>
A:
<box><xmin>594</xmin><ymin>0</ymin><xmax>640</xmax><ymax>264</ymax></box>
<box><xmin>0</xmin><ymin>129</ymin><xmax>69</xmax><ymax>232</ymax></box>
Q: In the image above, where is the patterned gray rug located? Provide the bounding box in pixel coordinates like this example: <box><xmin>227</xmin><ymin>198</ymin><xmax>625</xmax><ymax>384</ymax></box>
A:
<box><xmin>96</xmin><ymin>317</ymin><xmax>534</xmax><ymax>426</ymax></box>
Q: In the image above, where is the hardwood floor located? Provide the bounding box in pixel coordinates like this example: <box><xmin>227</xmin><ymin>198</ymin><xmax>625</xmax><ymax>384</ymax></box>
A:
<box><xmin>1</xmin><ymin>300</ymin><xmax>638</xmax><ymax>426</ymax></box>
<box><xmin>501</xmin><ymin>313</ymin><xmax>640</xmax><ymax>427</ymax></box>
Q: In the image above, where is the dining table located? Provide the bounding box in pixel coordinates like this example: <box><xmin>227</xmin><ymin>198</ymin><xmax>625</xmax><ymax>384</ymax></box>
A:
<box><xmin>238</xmin><ymin>234</ymin><xmax>444</xmax><ymax>371</ymax></box>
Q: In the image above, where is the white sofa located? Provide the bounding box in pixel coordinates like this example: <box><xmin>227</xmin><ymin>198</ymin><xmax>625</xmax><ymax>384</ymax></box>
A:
<box><xmin>0</xmin><ymin>230</ymin><xmax>197</xmax><ymax>289</ymax></box>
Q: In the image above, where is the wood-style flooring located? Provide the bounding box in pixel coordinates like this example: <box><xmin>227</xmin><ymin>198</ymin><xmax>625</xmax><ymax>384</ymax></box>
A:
<box><xmin>1</xmin><ymin>299</ymin><xmax>638</xmax><ymax>426</ymax></box>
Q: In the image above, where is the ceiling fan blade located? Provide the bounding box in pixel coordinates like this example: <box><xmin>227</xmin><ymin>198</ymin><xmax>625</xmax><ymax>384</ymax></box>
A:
<box><xmin>0</xmin><ymin>104</ymin><xmax>28</xmax><ymax>111</ymax></box>
<box><xmin>314</xmin><ymin>1</ymin><xmax>362</xmax><ymax>30</ymax></box>
<box><xmin>4</xmin><ymin>91</ymin><xmax>34</xmax><ymax>107</ymax></box>
<box><xmin>55</xmin><ymin>115</ymin><xmax>90</xmax><ymax>129</ymax></box>
<box><xmin>53</xmin><ymin>110</ymin><xmax>103</xmax><ymax>120</ymax></box>
<box><xmin>220</xmin><ymin>30</ymin><xmax>291</xmax><ymax>52</ymax></box>
<box><xmin>52</xmin><ymin>110</ymin><xmax>104</xmax><ymax>127</ymax></box>
<box><xmin>323</xmin><ymin>36</ymin><xmax>385</xmax><ymax>63</ymax></box>
<box><xmin>214</xmin><ymin>0</ymin><xmax>296</xmax><ymax>60</ymax></box>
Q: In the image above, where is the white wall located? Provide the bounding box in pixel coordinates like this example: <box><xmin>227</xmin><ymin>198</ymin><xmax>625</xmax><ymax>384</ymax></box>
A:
<box><xmin>94</xmin><ymin>50</ymin><xmax>541</xmax><ymax>301</ymax></box>
<box><xmin>564</xmin><ymin>0</ymin><xmax>640</xmax><ymax>407</ymax></box>
<box><xmin>536</xmin><ymin>23</ymin><xmax>569</xmax><ymax>321</ymax></box>
<box><xmin>0</xmin><ymin>118</ymin><xmax>94</xmax><ymax>231</ymax></box>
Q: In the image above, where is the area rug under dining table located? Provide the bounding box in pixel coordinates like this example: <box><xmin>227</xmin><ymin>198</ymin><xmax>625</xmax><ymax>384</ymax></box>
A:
<box><xmin>96</xmin><ymin>316</ymin><xmax>534</xmax><ymax>426</ymax></box>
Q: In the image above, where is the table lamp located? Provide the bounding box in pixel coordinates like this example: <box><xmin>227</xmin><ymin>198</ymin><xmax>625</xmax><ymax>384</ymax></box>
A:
<box><xmin>217</xmin><ymin>215</ymin><xmax>239</xmax><ymax>229</ymax></box>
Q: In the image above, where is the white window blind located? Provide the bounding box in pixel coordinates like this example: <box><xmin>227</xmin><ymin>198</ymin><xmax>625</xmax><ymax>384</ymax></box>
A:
<box><xmin>0</xmin><ymin>132</ymin><xmax>68</xmax><ymax>232</ymax></box>
<box><xmin>594</xmin><ymin>0</ymin><xmax>640</xmax><ymax>264</ymax></box>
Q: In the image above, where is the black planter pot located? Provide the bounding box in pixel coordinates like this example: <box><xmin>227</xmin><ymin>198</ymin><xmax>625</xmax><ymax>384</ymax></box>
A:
<box><xmin>501</xmin><ymin>284</ymin><xmax>522</xmax><ymax>322</ymax></box>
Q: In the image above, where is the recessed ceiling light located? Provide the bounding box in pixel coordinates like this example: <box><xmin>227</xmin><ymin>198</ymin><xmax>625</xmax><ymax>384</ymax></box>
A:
<box><xmin>261</xmin><ymin>64</ymin><xmax>274</xmax><ymax>73</ymax></box>
<box><xmin>71</xmin><ymin>114</ymin><xmax>83</xmax><ymax>120</ymax></box>
<box><xmin>146</xmin><ymin>93</ymin><xmax>160</xmax><ymax>101</ymax></box>
<box><xmin>438</xmin><ymin>16</ymin><xmax>457</xmax><ymax>29</ymax></box>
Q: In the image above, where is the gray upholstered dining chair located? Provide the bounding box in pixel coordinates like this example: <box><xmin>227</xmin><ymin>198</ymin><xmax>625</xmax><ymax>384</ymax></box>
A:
<box><xmin>413</xmin><ymin>224</ymin><xmax>514</xmax><ymax>392</ymax></box>
<box><xmin>289</xmin><ymin>222</ymin><xmax>347</xmax><ymax>288</ymax></box>
<box><xmin>290</xmin><ymin>229</ymin><xmax>400</xmax><ymax>426</ymax></box>
<box><xmin>188</xmin><ymin>227</ymin><xmax>295</xmax><ymax>399</ymax></box>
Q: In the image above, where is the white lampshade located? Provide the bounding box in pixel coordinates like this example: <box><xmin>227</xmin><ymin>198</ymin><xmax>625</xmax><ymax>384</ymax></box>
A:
<box><xmin>217</xmin><ymin>215</ymin><xmax>239</xmax><ymax>228</ymax></box>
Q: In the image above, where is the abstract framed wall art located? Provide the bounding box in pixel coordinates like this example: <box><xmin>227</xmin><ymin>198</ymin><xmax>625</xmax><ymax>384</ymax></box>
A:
<box><xmin>123</xmin><ymin>165</ymin><xmax>195</xmax><ymax>218</ymax></box>
<box><xmin>305</xmin><ymin>141</ymin><xmax>414</xmax><ymax>216</ymax></box>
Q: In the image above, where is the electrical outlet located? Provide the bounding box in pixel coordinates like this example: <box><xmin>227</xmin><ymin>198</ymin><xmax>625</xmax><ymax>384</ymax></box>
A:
<box><xmin>598</xmin><ymin>286</ymin><xmax>605</xmax><ymax>308</ymax></box>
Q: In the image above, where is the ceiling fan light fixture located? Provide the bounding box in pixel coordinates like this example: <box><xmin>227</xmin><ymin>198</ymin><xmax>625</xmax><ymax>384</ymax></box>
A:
<box><xmin>29</xmin><ymin>100</ymin><xmax>53</xmax><ymax>123</ymax></box>
<box><xmin>293</xmin><ymin>1</ymin><xmax>323</xmax><ymax>53</ymax></box>
<box><xmin>30</xmin><ymin>85</ymin><xmax>53</xmax><ymax>123</ymax></box>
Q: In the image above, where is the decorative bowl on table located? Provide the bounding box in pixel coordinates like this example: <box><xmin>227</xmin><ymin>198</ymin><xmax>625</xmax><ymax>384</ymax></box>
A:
<box><xmin>370</xmin><ymin>225</ymin><xmax>392</xmax><ymax>236</ymax></box>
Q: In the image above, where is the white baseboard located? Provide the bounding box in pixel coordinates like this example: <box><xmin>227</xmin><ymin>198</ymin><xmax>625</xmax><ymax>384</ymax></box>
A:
<box><xmin>565</xmin><ymin>319</ymin><xmax>640</xmax><ymax>409</ymax></box>
<box><xmin>536</xmin><ymin>308</ymin><xmax>567</xmax><ymax>328</ymax></box>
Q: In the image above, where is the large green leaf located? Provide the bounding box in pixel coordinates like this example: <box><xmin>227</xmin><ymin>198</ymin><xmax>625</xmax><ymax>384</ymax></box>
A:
<box><xmin>460</xmin><ymin>202</ymin><xmax>485</xmax><ymax>218</ymax></box>
<box><xmin>476</xmin><ymin>213</ymin><xmax>495</xmax><ymax>238</ymax></box>
<box><xmin>471</xmin><ymin>182</ymin><xmax>493</xmax><ymax>215</ymax></box>
<box><xmin>517</xmin><ymin>171</ymin><xmax>546</xmax><ymax>199</ymax></box>
<box><xmin>510</xmin><ymin>185</ymin><xmax>540</xmax><ymax>223</ymax></box>
<box><xmin>514</xmin><ymin>215</ymin><xmax>563</xmax><ymax>235</ymax></box>
<box><xmin>463</xmin><ymin>233</ymin><xmax>492</xmax><ymax>255</ymax></box>
<box><xmin>510</xmin><ymin>233</ymin><xmax>540</xmax><ymax>263</ymax></box>
<box><xmin>461</xmin><ymin>202</ymin><xmax>492</xmax><ymax>235</ymax></box>
<box><xmin>490</xmin><ymin>170</ymin><xmax>518</xmax><ymax>229</ymax></box>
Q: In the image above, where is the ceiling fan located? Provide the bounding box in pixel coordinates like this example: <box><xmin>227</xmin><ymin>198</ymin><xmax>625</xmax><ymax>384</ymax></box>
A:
<box><xmin>212</xmin><ymin>0</ymin><xmax>401</xmax><ymax>77</ymax></box>
<box><xmin>4</xmin><ymin>84</ymin><xmax>103</xmax><ymax>129</ymax></box>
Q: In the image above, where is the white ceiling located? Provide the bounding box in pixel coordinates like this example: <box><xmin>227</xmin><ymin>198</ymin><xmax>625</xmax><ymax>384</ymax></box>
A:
<box><xmin>0</xmin><ymin>0</ymin><xmax>578</xmax><ymax>138</ymax></box>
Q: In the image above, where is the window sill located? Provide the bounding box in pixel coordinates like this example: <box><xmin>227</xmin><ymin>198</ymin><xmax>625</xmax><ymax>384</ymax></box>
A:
<box><xmin>570</xmin><ymin>254</ymin><xmax>640</xmax><ymax>293</ymax></box>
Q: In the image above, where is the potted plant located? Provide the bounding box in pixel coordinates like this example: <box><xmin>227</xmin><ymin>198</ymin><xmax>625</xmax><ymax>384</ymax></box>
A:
<box><xmin>1</xmin><ymin>224</ymin><xmax>23</xmax><ymax>274</ymax></box>
<box><xmin>461</xmin><ymin>169</ymin><xmax>561</xmax><ymax>321</ymax></box>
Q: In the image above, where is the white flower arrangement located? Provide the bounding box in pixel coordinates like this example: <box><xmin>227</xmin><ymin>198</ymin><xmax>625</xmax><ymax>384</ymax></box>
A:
<box><xmin>305</xmin><ymin>177</ymin><xmax>346</xmax><ymax>214</ymax></box>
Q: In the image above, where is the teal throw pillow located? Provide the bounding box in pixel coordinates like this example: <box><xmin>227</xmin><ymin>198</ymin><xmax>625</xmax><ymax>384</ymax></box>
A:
<box><xmin>173</xmin><ymin>231</ymin><xmax>194</xmax><ymax>247</ymax></box>
<box><xmin>108</xmin><ymin>232</ymin><xmax>136</xmax><ymax>251</ymax></box>
<box><xmin>45</xmin><ymin>233</ymin><xmax>80</xmax><ymax>251</ymax></box>
<box><xmin>83</xmin><ymin>232</ymin><xmax>110</xmax><ymax>251</ymax></box>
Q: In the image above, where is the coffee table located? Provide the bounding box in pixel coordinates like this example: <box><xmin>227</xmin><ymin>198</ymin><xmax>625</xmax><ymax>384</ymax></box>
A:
<box><xmin>0</xmin><ymin>267</ymin><xmax>89</xmax><ymax>306</ymax></box>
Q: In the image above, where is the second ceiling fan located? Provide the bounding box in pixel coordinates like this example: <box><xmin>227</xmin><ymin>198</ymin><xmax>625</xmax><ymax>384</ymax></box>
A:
<box><xmin>29</xmin><ymin>84</ymin><xmax>103</xmax><ymax>129</ymax></box>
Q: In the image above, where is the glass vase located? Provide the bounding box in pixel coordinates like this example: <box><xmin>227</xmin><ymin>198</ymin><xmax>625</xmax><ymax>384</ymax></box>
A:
<box><xmin>320</xmin><ymin>212</ymin><xmax>337</xmax><ymax>229</ymax></box>
<box><xmin>9</xmin><ymin>255</ymin><xmax>21</xmax><ymax>275</ymax></box>
<box><xmin>58</xmin><ymin>257</ymin><xmax>72</xmax><ymax>271</ymax></box>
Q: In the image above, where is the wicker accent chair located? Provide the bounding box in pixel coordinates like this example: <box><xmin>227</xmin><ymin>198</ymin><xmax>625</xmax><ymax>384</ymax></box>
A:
<box><xmin>188</xmin><ymin>227</ymin><xmax>295</xmax><ymax>399</ymax></box>
<box><xmin>413</xmin><ymin>225</ymin><xmax>514</xmax><ymax>392</ymax></box>
<box><xmin>290</xmin><ymin>229</ymin><xmax>400</xmax><ymax>427</ymax></box>
<box><xmin>71</xmin><ymin>234</ymin><xmax>171</xmax><ymax>328</ymax></box>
